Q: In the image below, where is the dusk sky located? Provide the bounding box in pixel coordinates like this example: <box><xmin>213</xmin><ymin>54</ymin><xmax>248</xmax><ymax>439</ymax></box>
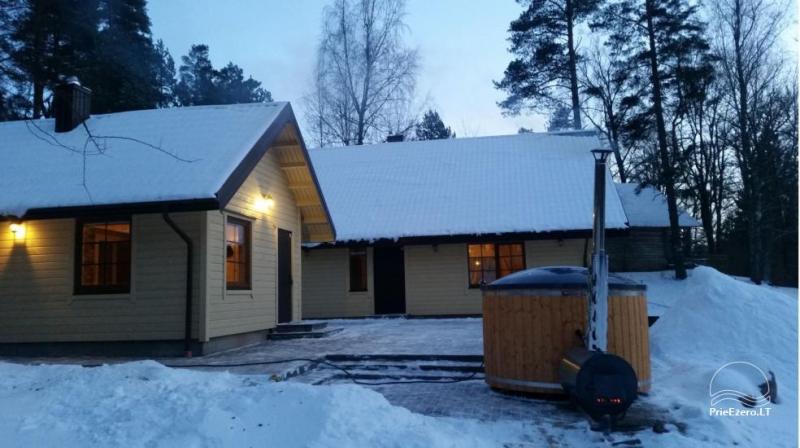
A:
<box><xmin>148</xmin><ymin>0</ymin><xmax>548</xmax><ymax>140</ymax></box>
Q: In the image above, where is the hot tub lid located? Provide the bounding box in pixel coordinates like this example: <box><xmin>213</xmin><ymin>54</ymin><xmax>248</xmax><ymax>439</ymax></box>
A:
<box><xmin>485</xmin><ymin>266</ymin><xmax>646</xmax><ymax>291</ymax></box>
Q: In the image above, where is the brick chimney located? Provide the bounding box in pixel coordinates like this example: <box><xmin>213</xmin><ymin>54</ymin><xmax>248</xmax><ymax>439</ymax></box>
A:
<box><xmin>53</xmin><ymin>76</ymin><xmax>91</xmax><ymax>133</ymax></box>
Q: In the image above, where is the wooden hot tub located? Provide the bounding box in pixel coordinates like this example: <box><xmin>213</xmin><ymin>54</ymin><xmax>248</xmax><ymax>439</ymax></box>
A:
<box><xmin>482</xmin><ymin>266</ymin><xmax>650</xmax><ymax>395</ymax></box>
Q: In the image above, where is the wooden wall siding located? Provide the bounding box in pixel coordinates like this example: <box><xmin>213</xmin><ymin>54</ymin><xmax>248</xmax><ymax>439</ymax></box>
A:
<box><xmin>482</xmin><ymin>291</ymin><xmax>650</xmax><ymax>395</ymax></box>
<box><xmin>205</xmin><ymin>137</ymin><xmax>303</xmax><ymax>339</ymax></box>
<box><xmin>301</xmin><ymin>247</ymin><xmax>374</xmax><ymax>318</ymax></box>
<box><xmin>607</xmin><ymin>229</ymin><xmax>670</xmax><ymax>272</ymax></box>
<box><xmin>525</xmin><ymin>239</ymin><xmax>588</xmax><ymax>268</ymax></box>
<box><xmin>404</xmin><ymin>244</ymin><xmax>482</xmax><ymax>315</ymax></box>
<box><xmin>0</xmin><ymin>213</ymin><xmax>204</xmax><ymax>343</ymax></box>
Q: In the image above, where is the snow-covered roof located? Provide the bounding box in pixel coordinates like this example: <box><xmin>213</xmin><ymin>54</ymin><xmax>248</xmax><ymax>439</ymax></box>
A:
<box><xmin>0</xmin><ymin>102</ymin><xmax>292</xmax><ymax>217</ymax></box>
<box><xmin>615</xmin><ymin>183</ymin><xmax>700</xmax><ymax>228</ymax></box>
<box><xmin>309</xmin><ymin>132</ymin><xmax>629</xmax><ymax>242</ymax></box>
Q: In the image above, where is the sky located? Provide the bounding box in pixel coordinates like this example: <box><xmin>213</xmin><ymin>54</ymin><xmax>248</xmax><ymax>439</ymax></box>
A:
<box><xmin>147</xmin><ymin>0</ymin><xmax>548</xmax><ymax>141</ymax></box>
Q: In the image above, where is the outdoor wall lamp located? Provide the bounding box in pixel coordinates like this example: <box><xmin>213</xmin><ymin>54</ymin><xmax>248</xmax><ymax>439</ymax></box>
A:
<box><xmin>254</xmin><ymin>194</ymin><xmax>275</xmax><ymax>213</ymax></box>
<box><xmin>9</xmin><ymin>222</ymin><xmax>25</xmax><ymax>242</ymax></box>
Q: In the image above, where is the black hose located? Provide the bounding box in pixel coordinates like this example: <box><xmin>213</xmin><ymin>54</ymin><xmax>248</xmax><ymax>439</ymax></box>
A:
<box><xmin>163</xmin><ymin>357</ymin><xmax>484</xmax><ymax>386</ymax></box>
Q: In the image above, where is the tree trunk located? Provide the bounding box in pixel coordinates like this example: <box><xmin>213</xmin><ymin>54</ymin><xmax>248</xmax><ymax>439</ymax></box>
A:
<box><xmin>606</xmin><ymin>104</ymin><xmax>627</xmax><ymax>183</ymax></box>
<box><xmin>32</xmin><ymin>81</ymin><xmax>44</xmax><ymax>119</ymax></box>
<box><xmin>731</xmin><ymin>0</ymin><xmax>762</xmax><ymax>283</ymax></box>
<box><xmin>645</xmin><ymin>0</ymin><xmax>686</xmax><ymax>279</ymax></box>
<box><xmin>565</xmin><ymin>0</ymin><xmax>582</xmax><ymax>130</ymax></box>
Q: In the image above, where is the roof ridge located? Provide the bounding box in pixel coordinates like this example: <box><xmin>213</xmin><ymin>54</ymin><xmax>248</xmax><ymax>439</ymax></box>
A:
<box><xmin>309</xmin><ymin>130</ymin><xmax>600</xmax><ymax>152</ymax></box>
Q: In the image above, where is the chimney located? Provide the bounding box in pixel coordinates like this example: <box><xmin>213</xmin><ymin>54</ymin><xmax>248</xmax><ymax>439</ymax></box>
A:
<box><xmin>53</xmin><ymin>76</ymin><xmax>91</xmax><ymax>133</ymax></box>
<box><xmin>386</xmin><ymin>134</ymin><xmax>404</xmax><ymax>143</ymax></box>
<box><xmin>587</xmin><ymin>148</ymin><xmax>613</xmax><ymax>352</ymax></box>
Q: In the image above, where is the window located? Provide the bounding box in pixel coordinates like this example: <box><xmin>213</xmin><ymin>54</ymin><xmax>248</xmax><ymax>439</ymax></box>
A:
<box><xmin>467</xmin><ymin>243</ymin><xmax>525</xmax><ymax>287</ymax></box>
<box><xmin>349</xmin><ymin>247</ymin><xmax>368</xmax><ymax>292</ymax></box>
<box><xmin>75</xmin><ymin>219</ymin><xmax>131</xmax><ymax>294</ymax></box>
<box><xmin>226</xmin><ymin>217</ymin><xmax>251</xmax><ymax>290</ymax></box>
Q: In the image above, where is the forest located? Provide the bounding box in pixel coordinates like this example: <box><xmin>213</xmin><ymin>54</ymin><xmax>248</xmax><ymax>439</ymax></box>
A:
<box><xmin>0</xmin><ymin>0</ymin><xmax>797</xmax><ymax>285</ymax></box>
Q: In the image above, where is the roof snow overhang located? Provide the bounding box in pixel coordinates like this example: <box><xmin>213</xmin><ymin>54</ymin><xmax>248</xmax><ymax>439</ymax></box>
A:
<box><xmin>2</xmin><ymin>103</ymin><xmax>336</xmax><ymax>243</ymax></box>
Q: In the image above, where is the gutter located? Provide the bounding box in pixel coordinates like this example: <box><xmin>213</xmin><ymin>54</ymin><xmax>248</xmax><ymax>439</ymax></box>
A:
<box><xmin>162</xmin><ymin>211</ymin><xmax>194</xmax><ymax>357</ymax></box>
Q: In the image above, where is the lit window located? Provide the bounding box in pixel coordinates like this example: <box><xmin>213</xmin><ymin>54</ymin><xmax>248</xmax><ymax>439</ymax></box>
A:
<box><xmin>349</xmin><ymin>247</ymin><xmax>368</xmax><ymax>292</ymax></box>
<box><xmin>226</xmin><ymin>217</ymin><xmax>251</xmax><ymax>290</ymax></box>
<box><xmin>76</xmin><ymin>220</ymin><xmax>131</xmax><ymax>294</ymax></box>
<box><xmin>467</xmin><ymin>243</ymin><xmax>525</xmax><ymax>287</ymax></box>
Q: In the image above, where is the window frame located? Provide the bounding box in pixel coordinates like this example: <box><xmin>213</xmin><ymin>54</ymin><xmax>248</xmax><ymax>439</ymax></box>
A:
<box><xmin>73</xmin><ymin>217</ymin><xmax>133</xmax><ymax>295</ymax></box>
<box><xmin>348</xmin><ymin>247</ymin><xmax>368</xmax><ymax>292</ymax></box>
<box><xmin>225</xmin><ymin>216</ymin><xmax>252</xmax><ymax>291</ymax></box>
<box><xmin>467</xmin><ymin>242</ymin><xmax>526</xmax><ymax>288</ymax></box>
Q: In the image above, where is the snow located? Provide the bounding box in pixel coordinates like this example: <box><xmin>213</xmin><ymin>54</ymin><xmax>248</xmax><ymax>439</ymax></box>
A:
<box><xmin>615</xmin><ymin>183</ymin><xmax>699</xmax><ymax>228</ymax></box>
<box><xmin>309</xmin><ymin>133</ymin><xmax>629</xmax><ymax>242</ymax></box>
<box><xmin>0</xmin><ymin>103</ymin><xmax>287</xmax><ymax>217</ymax></box>
<box><xmin>645</xmin><ymin>267</ymin><xmax>798</xmax><ymax>446</ymax></box>
<box><xmin>0</xmin><ymin>360</ymin><xmax>534</xmax><ymax>447</ymax></box>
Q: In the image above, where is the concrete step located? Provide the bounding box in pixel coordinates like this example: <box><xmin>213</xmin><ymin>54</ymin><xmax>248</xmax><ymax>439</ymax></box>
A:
<box><xmin>268</xmin><ymin>327</ymin><xmax>342</xmax><ymax>341</ymax></box>
<box><xmin>272</xmin><ymin>322</ymin><xmax>329</xmax><ymax>333</ymax></box>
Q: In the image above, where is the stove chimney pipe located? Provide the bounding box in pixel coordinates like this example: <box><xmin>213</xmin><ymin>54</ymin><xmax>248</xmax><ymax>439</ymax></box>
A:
<box><xmin>588</xmin><ymin>148</ymin><xmax>612</xmax><ymax>352</ymax></box>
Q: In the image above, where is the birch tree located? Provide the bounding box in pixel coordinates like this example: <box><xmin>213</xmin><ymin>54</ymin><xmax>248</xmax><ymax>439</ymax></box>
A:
<box><xmin>306</xmin><ymin>0</ymin><xmax>418</xmax><ymax>146</ymax></box>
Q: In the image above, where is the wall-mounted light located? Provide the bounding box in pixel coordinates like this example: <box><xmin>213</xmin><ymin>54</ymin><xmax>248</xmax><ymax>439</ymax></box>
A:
<box><xmin>254</xmin><ymin>194</ymin><xmax>275</xmax><ymax>213</ymax></box>
<box><xmin>9</xmin><ymin>222</ymin><xmax>25</xmax><ymax>242</ymax></box>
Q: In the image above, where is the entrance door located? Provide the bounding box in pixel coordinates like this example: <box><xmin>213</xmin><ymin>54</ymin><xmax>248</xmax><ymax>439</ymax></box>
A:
<box><xmin>277</xmin><ymin>229</ymin><xmax>293</xmax><ymax>323</ymax></box>
<box><xmin>373</xmin><ymin>246</ymin><xmax>406</xmax><ymax>314</ymax></box>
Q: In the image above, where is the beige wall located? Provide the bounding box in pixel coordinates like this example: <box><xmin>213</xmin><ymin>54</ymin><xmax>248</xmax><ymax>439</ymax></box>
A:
<box><xmin>204</xmin><ymin>146</ymin><xmax>302</xmax><ymax>339</ymax></box>
<box><xmin>301</xmin><ymin>238</ymin><xmax>588</xmax><ymax>318</ymax></box>
<box><xmin>0</xmin><ymin>213</ymin><xmax>204</xmax><ymax>343</ymax></box>
<box><xmin>302</xmin><ymin>247</ymin><xmax>374</xmax><ymax>318</ymax></box>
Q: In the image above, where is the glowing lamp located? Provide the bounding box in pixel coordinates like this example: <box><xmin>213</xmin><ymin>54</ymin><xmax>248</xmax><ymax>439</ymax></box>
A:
<box><xmin>254</xmin><ymin>194</ymin><xmax>275</xmax><ymax>213</ymax></box>
<box><xmin>9</xmin><ymin>222</ymin><xmax>25</xmax><ymax>241</ymax></box>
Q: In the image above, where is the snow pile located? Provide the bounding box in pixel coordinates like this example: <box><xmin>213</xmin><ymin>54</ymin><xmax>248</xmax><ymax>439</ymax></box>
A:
<box><xmin>647</xmin><ymin>267</ymin><xmax>798</xmax><ymax>446</ymax></box>
<box><xmin>310</xmin><ymin>132</ymin><xmax>629</xmax><ymax>241</ymax></box>
<box><xmin>0</xmin><ymin>361</ymin><xmax>531</xmax><ymax>447</ymax></box>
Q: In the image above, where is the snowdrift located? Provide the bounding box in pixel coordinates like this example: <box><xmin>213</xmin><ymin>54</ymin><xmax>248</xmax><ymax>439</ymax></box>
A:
<box><xmin>648</xmin><ymin>267</ymin><xmax>798</xmax><ymax>447</ymax></box>
<box><xmin>0</xmin><ymin>360</ymin><xmax>530</xmax><ymax>448</ymax></box>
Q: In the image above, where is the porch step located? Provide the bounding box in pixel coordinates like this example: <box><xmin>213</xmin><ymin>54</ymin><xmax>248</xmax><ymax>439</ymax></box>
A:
<box><xmin>272</xmin><ymin>322</ymin><xmax>329</xmax><ymax>333</ymax></box>
<box><xmin>268</xmin><ymin>327</ymin><xmax>342</xmax><ymax>341</ymax></box>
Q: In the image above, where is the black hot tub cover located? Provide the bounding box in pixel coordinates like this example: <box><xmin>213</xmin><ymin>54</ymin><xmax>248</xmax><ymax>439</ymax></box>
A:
<box><xmin>485</xmin><ymin>266</ymin><xmax>646</xmax><ymax>291</ymax></box>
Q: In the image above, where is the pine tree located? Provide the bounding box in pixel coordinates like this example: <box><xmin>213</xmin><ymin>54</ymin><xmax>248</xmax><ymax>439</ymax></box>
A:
<box><xmin>215</xmin><ymin>63</ymin><xmax>272</xmax><ymax>104</ymax></box>
<box><xmin>415</xmin><ymin>109</ymin><xmax>454</xmax><ymax>140</ymax></box>
<box><xmin>175</xmin><ymin>45</ymin><xmax>272</xmax><ymax>106</ymax></box>
<box><xmin>495</xmin><ymin>0</ymin><xmax>601</xmax><ymax>129</ymax></box>
<box><xmin>153</xmin><ymin>39</ymin><xmax>176</xmax><ymax>107</ymax></box>
<box><xmin>595</xmin><ymin>0</ymin><xmax>713</xmax><ymax>279</ymax></box>
<box><xmin>175</xmin><ymin>44</ymin><xmax>216</xmax><ymax>106</ymax></box>
<box><xmin>10</xmin><ymin>0</ymin><xmax>99</xmax><ymax>117</ymax></box>
<box><xmin>88</xmin><ymin>0</ymin><xmax>163</xmax><ymax>113</ymax></box>
<box><xmin>546</xmin><ymin>106</ymin><xmax>573</xmax><ymax>132</ymax></box>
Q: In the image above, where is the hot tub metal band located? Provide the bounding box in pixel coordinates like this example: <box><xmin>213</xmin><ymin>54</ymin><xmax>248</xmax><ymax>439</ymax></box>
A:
<box><xmin>486</xmin><ymin>375</ymin><xmax>651</xmax><ymax>391</ymax></box>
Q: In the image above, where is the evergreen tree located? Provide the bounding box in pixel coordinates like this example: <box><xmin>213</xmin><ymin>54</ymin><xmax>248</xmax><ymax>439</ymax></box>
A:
<box><xmin>175</xmin><ymin>45</ymin><xmax>272</xmax><ymax>106</ymax></box>
<box><xmin>215</xmin><ymin>63</ymin><xmax>272</xmax><ymax>104</ymax></box>
<box><xmin>595</xmin><ymin>0</ymin><xmax>713</xmax><ymax>279</ymax></box>
<box><xmin>10</xmin><ymin>0</ymin><xmax>99</xmax><ymax>117</ymax></box>
<box><xmin>546</xmin><ymin>106</ymin><xmax>573</xmax><ymax>132</ymax></box>
<box><xmin>495</xmin><ymin>0</ymin><xmax>601</xmax><ymax>129</ymax></box>
<box><xmin>153</xmin><ymin>39</ymin><xmax>176</xmax><ymax>107</ymax></box>
<box><xmin>88</xmin><ymin>0</ymin><xmax>163</xmax><ymax>113</ymax></box>
<box><xmin>415</xmin><ymin>109</ymin><xmax>454</xmax><ymax>140</ymax></box>
<box><xmin>175</xmin><ymin>44</ymin><xmax>216</xmax><ymax>106</ymax></box>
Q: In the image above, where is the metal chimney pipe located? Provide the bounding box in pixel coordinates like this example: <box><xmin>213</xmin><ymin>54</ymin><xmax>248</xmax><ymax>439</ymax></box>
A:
<box><xmin>588</xmin><ymin>148</ymin><xmax>613</xmax><ymax>352</ymax></box>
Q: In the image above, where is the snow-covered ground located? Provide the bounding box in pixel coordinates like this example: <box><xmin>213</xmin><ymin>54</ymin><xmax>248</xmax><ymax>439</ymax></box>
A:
<box><xmin>0</xmin><ymin>267</ymin><xmax>796</xmax><ymax>447</ymax></box>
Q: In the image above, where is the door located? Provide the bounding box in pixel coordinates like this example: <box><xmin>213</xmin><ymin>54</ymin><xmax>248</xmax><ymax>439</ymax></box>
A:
<box><xmin>277</xmin><ymin>229</ymin><xmax>293</xmax><ymax>323</ymax></box>
<box><xmin>373</xmin><ymin>246</ymin><xmax>406</xmax><ymax>314</ymax></box>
